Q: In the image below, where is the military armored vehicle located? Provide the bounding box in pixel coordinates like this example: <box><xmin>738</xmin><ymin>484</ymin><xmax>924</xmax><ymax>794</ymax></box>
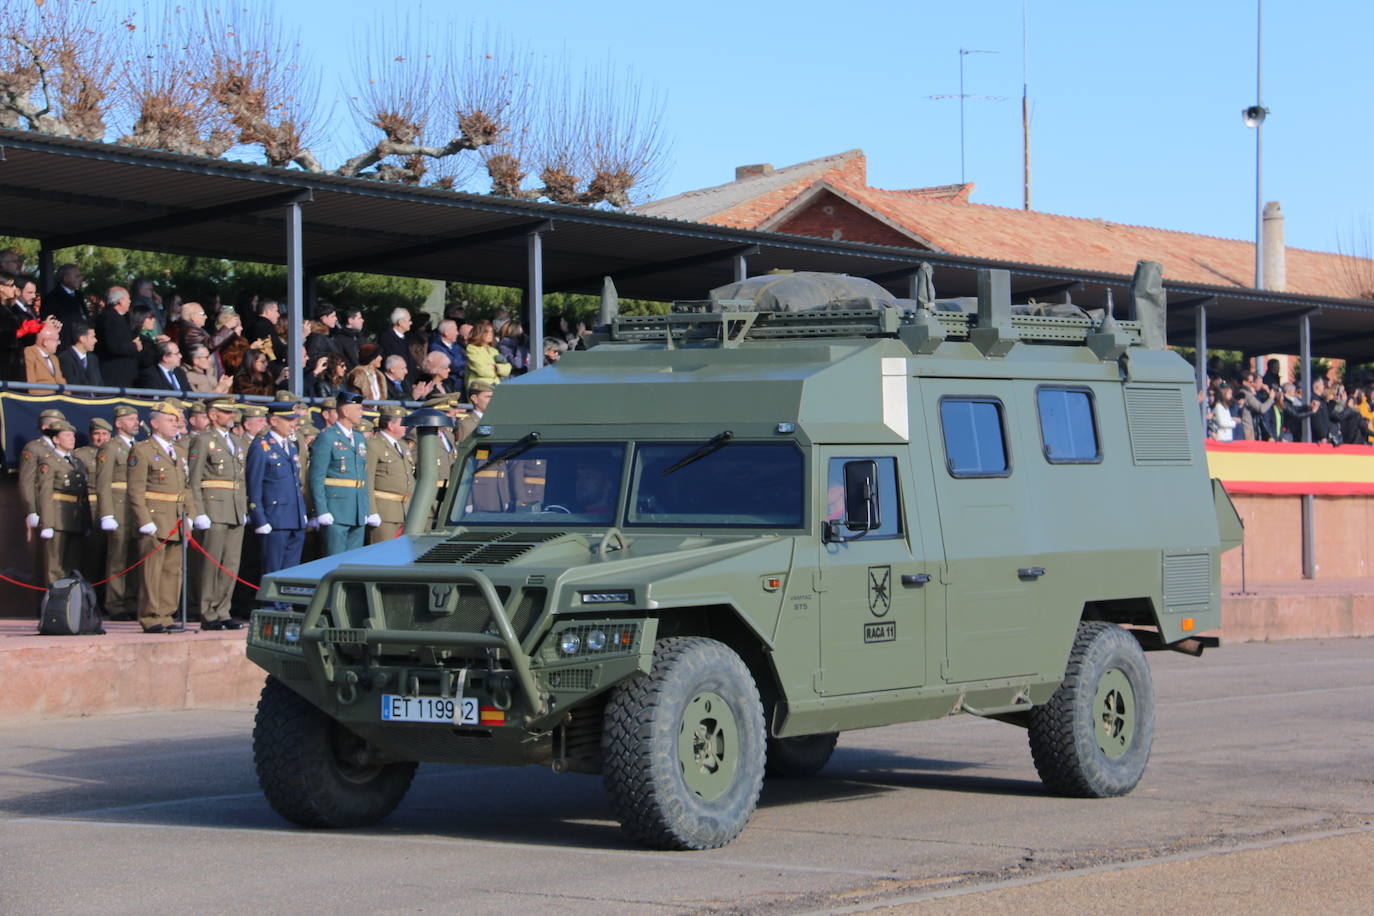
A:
<box><xmin>248</xmin><ymin>262</ymin><xmax>1242</xmax><ymax>850</ymax></box>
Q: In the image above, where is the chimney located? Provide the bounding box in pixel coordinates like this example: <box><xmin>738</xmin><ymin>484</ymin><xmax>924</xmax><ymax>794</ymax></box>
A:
<box><xmin>735</xmin><ymin>163</ymin><xmax>773</xmax><ymax>180</ymax></box>
<box><xmin>1262</xmin><ymin>201</ymin><xmax>1286</xmax><ymax>291</ymax></box>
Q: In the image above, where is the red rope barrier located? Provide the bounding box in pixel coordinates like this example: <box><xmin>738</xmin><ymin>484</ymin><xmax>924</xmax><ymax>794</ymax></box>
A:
<box><xmin>186</xmin><ymin>532</ymin><xmax>260</xmax><ymax>591</ymax></box>
<box><xmin>0</xmin><ymin>571</ymin><xmax>46</xmax><ymax>592</ymax></box>
<box><xmin>89</xmin><ymin>521</ymin><xmax>184</xmax><ymax>587</ymax></box>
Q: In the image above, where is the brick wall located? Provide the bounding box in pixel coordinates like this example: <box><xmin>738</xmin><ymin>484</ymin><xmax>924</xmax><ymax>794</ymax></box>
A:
<box><xmin>776</xmin><ymin>191</ymin><xmax>924</xmax><ymax>249</ymax></box>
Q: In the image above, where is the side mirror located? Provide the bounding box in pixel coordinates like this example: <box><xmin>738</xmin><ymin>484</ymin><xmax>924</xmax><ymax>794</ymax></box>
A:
<box><xmin>842</xmin><ymin>459</ymin><xmax>880</xmax><ymax>532</ymax></box>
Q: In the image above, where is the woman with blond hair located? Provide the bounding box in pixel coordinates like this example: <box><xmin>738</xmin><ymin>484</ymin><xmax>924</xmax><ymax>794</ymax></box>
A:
<box><xmin>464</xmin><ymin>319</ymin><xmax>511</xmax><ymax>393</ymax></box>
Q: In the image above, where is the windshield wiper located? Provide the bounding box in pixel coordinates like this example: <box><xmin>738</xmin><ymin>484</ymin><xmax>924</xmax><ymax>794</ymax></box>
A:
<box><xmin>660</xmin><ymin>430</ymin><xmax>734</xmax><ymax>476</ymax></box>
<box><xmin>476</xmin><ymin>432</ymin><xmax>541</xmax><ymax>473</ymax></box>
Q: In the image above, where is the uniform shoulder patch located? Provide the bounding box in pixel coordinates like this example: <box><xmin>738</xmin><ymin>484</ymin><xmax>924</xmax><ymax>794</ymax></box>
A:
<box><xmin>128</xmin><ymin>455</ymin><xmax>137</xmax><ymax>467</ymax></box>
<box><xmin>98</xmin><ymin>454</ymin><xmax>106</xmax><ymax>462</ymax></box>
<box><xmin>260</xmin><ymin>440</ymin><xmax>271</xmax><ymax>451</ymax></box>
<box><xmin>21</xmin><ymin>451</ymin><xmax>30</xmax><ymax>460</ymax></box>
<box><xmin>39</xmin><ymin>463</ymin><xmax>48</xmax><ymax>473</ymax></box>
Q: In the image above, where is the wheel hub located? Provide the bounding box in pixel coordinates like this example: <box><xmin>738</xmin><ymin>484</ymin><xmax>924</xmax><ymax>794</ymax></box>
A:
<box><xmin>1094</xmin><ymin>667</ymin><xmax>1136</xmax><ymax>760</ymax></box>
<box><xmin>677</xmin><ymin>691</ymin><xmax>739</xmax><ymax>801</ymax></box>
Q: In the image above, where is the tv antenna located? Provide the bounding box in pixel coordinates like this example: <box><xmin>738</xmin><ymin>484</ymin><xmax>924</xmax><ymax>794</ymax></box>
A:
<box><xmin>927</xmin><ymin>48</ymin><xmax>1005</xmax><ymax>185</ymax></box>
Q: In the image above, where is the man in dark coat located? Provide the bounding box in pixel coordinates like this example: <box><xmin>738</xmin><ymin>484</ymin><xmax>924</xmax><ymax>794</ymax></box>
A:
<box><xmin>41</xmin><ymin>263</ymin><xmax>90</xmax><ymax>348</ymax></box>
<box><xmin>136</xmin><ymin>339</ymin><xmax>192</xmax><ymax>393</ymax></box>
<box><xmin>334</xmin><ymin>307</ymin><xmax>364</xmax><ymax>369</ymax></box>
<box><xmin>305</xmin><ymin>303</ymin><xmax>341</xmax><ymax>363</ymax></box>
<box><xmin>95</xmin><ymin>286</ymin><xmax>140</xmax><ymax>388</ymax></box>
<box><xmin>245</xmin><ymin>299</ymin><xmax>285</xmax><ymax>367</ymax></box>
<box><xmin>58</xmin><ymin>322</ymin><xmax>104</xmax><ymax>386</ymax></box>
<box><xmin>379</xmin><ymin>308</ymin><xmax>416</xmax><ymax>385</ymax></box>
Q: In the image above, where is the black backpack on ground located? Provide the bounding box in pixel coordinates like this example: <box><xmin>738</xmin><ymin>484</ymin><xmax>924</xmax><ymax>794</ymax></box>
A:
<box><xmin>38</xmin><ymin>570</ymin><xmax>104</xmax><ymax>636</ymax></box>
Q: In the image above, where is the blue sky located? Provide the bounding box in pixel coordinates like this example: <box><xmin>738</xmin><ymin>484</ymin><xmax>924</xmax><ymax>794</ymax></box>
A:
<box><xmin>265</xmin><ymin>0</ymin><xmax>1372</xmax><ymax>255</ymax></box>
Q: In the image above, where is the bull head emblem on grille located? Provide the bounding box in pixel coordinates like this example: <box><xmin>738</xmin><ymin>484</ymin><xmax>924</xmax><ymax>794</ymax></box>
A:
<box><xmin>429</xmin><ymin>584</ymin><xmax>455</xmax><ymax>614</ymax></box>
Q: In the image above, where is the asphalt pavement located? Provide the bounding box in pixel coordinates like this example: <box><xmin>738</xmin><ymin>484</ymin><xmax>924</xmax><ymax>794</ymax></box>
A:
<box><xmin>0</xmin><ymin>638</ymin><xmax>1371</xmax><ymax>914</ymax></box>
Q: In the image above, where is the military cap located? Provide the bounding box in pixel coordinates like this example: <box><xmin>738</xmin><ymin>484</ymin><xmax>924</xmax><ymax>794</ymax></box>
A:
<box><xmin>357</xmin><ymin>419</ymin><xmax>374</xmax><ymax>433</ymax></box>
<box><xmin>467</xmin><ymin>380</ymin><xmax>494</xmax><ymax>395</ymax></box>
<box><xmin>89</xmin><ymin>417</ymin><xmax>113</xmax><ymax>432</ymax></box>
<box><xmin>113</xmin><ymin>405</ymin><xmax>139</xmax><ymax>419</ymax></box>
<box><xmin>336</xmin><ymin>390</ymin><xmax>365</xmax><ymax>406</ymax></box>
<box><xmin>300</xmin><ymin>423</ymin><xmax>321</xmax><ymax>437</ymax></box>
<box><xmin>423</xmin><ymin>395</ymin><xmax>450</xmax><ymax>409</ymax></box>
<box><xmin>149</xmin><ymin>400</ymin><xmax>183</xmax><ymax>417</ymax></box>
<box><xmin>187</xmin><ymin>400</ymin><xmax>207</xmax><ymax>415</ymax></box>
<box><xmin>378</xmin><ymin>405</ymin><xmax>406</xmax><ymax>421</ymax></box>
<box><xmin>319</xmin><ymin>396</ymin><xmax>338</xmax><ymax>410</ymax></box>
<box><xmin>46</xmin><ymin>419</ymin><xmax>76</xmax><ymax>434</ymax></box>
<box><xmin>240</xmin><ymin>404</ymin><xmax>268</xmax><ymax>419</ymax></box>
<box><xmin>207</xmin><ymin>397</ymin><xmax>241</xmax><ymax>414</ymax></box>
<box><xmin>39</xmin><ymin>409</ymin><xmax>67</xmax><ymax>421</ymax></box>
<box><xmin>274</xmin><ymin>390</ymin><xmax>295</xmax><ymax>402</ymax></box>
<box><xmin>267</xmin><ymin>401</ymin><xmax>298</xmax><ymax>415</ymax></box>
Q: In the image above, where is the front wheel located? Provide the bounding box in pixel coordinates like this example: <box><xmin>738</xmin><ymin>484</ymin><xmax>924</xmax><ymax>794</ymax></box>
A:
<box><xmin>253</xmin><ymin>676</ymin><xmax>417</xmax><ymax>828</ymax></box>
<box><xmin>601</xmin><ymin>637</ymin><xmax>766</xmax><ymax>850</ymax></box>
<box><xmin>1028</xmin><ymin>621</ymin><xmax>1155</xmax><ymax>797</ymax></box>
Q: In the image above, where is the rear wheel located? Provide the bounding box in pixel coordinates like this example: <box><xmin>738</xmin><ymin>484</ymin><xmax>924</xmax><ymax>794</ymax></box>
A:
<box><xmin>1028</xmin><ymin>621</ymin><xmax>1155</xmax><ymax>797</ymax></box>
<box><xmin>253</xmin><ymin>676</ymin><xmax>417</xmax><ymax>828</ymax></box>
<box><xmin>602</xmin><ymin>637</ymin><xmax>766</xmax><ymax>850</ymax></box>
<box><xmin>766</xmin><ymin>732</ymin><xmax>838</xmax><ymax>778</ymax></box>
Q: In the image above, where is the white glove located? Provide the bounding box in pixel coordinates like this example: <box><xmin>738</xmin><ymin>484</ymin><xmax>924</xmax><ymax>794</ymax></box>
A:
<box><xmin>194</xmin><ymin>514</ymin><xmax>212</xmax><ymax>530</ymax></box>
<box><xmin>255</xmin><ymin>523</ymin><xmax>272</xmax><ymax>535</ymax></box>
<box><xmin>100</xmin><ymin>515</ymin><xmax>118</xmax><ymax>532</ymax></box>
<box><xmin>242</xmin><ymin>514</ymin><xmax>249</xmax><ymax>525</ymax></box>
<box><xmin>25</xmin><ymin>513</ymin><xmax>38</xmax><ymax>529</ymax></box>
<box><xmin>39</xmin><ymin>527</ymin><xmax>53</xmax><ymax>540</ymax></box>
<box><xmin>138</xmin><ymin>522</ymin><xmax>157</xmax><ymax>536</ymax></box>
<box><xmin>365</xmin><ymin>513</ymin><xmax>381</xmax><ymax>527</ymax></box>
<box><xmin>316</xmin><ymin>512</ymin><xmax>334</xmax><ymax>527</ymax></box>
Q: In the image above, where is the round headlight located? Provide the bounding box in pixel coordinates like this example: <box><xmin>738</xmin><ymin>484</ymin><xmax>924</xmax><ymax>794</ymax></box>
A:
<box><xmin>558</xmin><ymin>631</ymin><xmax>582</xmax><ymax>656</ymax></box>
<box><xmin>586</xmin><ymin>629</ymin><xmax>607</xmax><ymax>652</ymax></box>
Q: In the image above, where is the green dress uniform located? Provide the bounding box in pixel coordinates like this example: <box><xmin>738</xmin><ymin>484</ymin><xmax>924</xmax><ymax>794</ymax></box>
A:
<box><xmin>366</xmin><ymin>431</ymin><xmax>415</xmax><ymax>544</ymax></box>
<box><xmin>96</xmin><ymin>434</ymin><xmax>139</xmax><ymax>618</ymax></box>
<box><xmin>188</xmin><ymin>427</ymin><xmax>248</xmax><ymax>626</ymax></box>
<box><xmin>127</xmin><ymin>435</ymin><xmax>190</xmax><ymax>631</ymax></box>
<box><xmin>72</xmin><ymin>444</ymin><xmax>104</xmax><ymax>583</ymax></box>
<box><xmin>309</xmin><ymin>423</ymin><xmax>369</xmax><ymax>554</ymax></box>
<box><xmin>35</xmin><ymin>446</ymin><xmax>92</xmax><ymax>585</ymax></box>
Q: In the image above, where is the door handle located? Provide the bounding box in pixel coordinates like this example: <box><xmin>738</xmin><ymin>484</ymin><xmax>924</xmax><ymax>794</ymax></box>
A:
<box><xmin>901</xmin><ymin>573</ymin><xmax>931</xmax><ymax>587</ymax></box>
<box><xmin>1018</xmin><ymin>566</ymin><xmax>1046</xmax><ymax>580</ymax></box>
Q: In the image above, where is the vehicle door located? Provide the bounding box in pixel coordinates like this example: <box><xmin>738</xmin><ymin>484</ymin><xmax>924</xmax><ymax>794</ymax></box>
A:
<box><xmin>817</xmin><ymin>451</ymin><xmax>928</xmax><ymax>695</ymax></box>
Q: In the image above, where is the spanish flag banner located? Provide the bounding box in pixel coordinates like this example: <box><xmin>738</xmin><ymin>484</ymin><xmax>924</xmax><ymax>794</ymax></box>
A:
<box><xmin>1206</xmin><ymin>440</ymin><xmax>1374</xmax><ymax>496</ymax></box>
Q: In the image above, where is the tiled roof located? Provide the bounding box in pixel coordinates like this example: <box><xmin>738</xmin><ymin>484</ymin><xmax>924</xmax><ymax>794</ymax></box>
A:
<box><xmin>641</xmin><ymin>150</ymin><xmax>1373</xmax><ymax>301</ymax></box>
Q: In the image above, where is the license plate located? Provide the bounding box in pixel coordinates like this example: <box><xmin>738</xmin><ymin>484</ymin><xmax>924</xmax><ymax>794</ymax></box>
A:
<box><xmin>380</xmin><ymin>694</ymin><xmax>478</xmax><ymax>725</ymax></box>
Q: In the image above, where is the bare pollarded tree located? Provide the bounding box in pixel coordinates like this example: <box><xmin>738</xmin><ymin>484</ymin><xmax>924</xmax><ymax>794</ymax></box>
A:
<box><xmin>1335</xmin><ymin>219</ymin><xmax>1374</xmax><ymax>301</ymax></box>
<box><xmin>0</xmin><ymin>0</ymin><xmax>668</xmax><ymax>207</ymax></box>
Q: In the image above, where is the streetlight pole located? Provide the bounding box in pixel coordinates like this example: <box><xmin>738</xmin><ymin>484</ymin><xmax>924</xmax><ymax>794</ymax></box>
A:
<box><xmin>1243</xmin><ymin>0</ymin><xmax>1267</xmax><ymax>290</ymax></box>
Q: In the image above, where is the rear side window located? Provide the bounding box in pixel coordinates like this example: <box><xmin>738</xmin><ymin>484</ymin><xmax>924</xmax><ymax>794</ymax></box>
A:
<box><xmin>939</xmin><ymin>398</ymin><xmax>1009</xmax><ymax>477</ymax></box>
<box><xmin>1037</xmin><ymin>387</ymin><xmax>1101</xmax><ymax>463</ymax></box>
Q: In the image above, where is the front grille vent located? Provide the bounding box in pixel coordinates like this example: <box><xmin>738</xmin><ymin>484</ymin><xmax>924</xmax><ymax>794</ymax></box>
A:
<box><xmin>417</xmin><ymin>530</ymin><xmax>568</xmax><ymax>566</ymax></box>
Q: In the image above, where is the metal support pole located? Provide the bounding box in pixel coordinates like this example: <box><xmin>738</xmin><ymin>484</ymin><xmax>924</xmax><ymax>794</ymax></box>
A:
<box><xmin>527</xmin><ymin>229</ymin><xmax>545</xmax><ymax>371</ymax></box>
<box><xmin>1299</xmin><ymin>310</ymin><xmax>1315</xmax><ymax>579</ymax></box>
<box><xmin>733</xmin><ymin>253</ymin><xmax>748</xmax><ymax>284</ymax></box>
<box><xmin>1253</xmin><ymin>0</ymin><xmax>1265</xmax><ymax>290</ymax></box>
<box><xmin>1194</xmin><ymin>303</ymin><xmax>1208</xmax><ymax>393</ymax></box>
<box><xmin>179</xmin><ymin>514</ymin><xmax>189</xmax><ymax>630</ymax></box>
<box><xmin>38</xmin><ymin>244</ymin><xmax>54</xmax><ymax>297</ymax></box>
<box><xmin>285</xmin><ymin>201</ymin><xmax>304</xmax><ymax>397</ymax></box>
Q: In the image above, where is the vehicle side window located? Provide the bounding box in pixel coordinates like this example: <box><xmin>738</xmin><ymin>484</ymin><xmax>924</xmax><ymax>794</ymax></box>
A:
<box><xmin>826</xmin><ymin>457</ymin><xmax>902</xmax><ymax>539</ymax></box>
<box><xmin>939</xmin><ymin>398</ymin><xmax>1009</xmax><ymax>477</ymax></box>
<box><xmin>1037</xmin><ymin>387</ymin><xmax>1101</xmax><ymax>463</ymax></box>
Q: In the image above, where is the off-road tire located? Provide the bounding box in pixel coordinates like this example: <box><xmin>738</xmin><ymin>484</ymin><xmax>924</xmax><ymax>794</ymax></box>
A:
<box><xmin>1028</xmin><ymin>621</ymin><xmax>1155</xmax><ymax>797</ymax></box>
<box><xmin>766</xmin><ymin>732</ymin><xmax>839</xmax><ymax>779</ymax></box>
<box><xmin>253</xmin><ymin>676</ymin><xmax>417</xmax><ymax>828</ymax></box>
<box><xmin>601</xmin><ymin>637</ymin><xmax>766</xmax><ymax>850</ymax></box>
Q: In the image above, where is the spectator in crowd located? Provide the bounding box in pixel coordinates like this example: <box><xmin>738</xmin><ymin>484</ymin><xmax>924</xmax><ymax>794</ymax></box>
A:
<box><xmin>42</xmin><ymin>263</ymin><xmax>90</xmax><ymax>348</ymax></box>
<box><xmin>185</xmin><ymin>343</ymin><xmax>232</xmax><ymax>393</ymax></box>
<box><xmin>464</xmin><ymin>319</ymin><xmax>511</xmax><ymax>392</ymax></box>
<box><xmin>406</xmin><ymin>311</ymin><xmax>433</xmax><ymax>374</ymax></box>
<box><xmin>95</xmin><ymin>286</ymin><xmax>140</xmax><ymax>387</ymax></box>
<box><xmin>1238</xmin><ymin>372</ymin><xmax>1276</xmax><ymax>441</ymax></box>
<box><xmin>1308</xmin><ymin>378</ymin><xmax>1341</xmax><ymax>443</ymax></box>
<box><xmin>306</xmin><ymin>353</ymin><xmax>348</xmax><ymax>400</ymax></box>
<box><xmin>428</xmin><ymin>318</ymin><xmax>467</xmax><ymax>379</ymax></box>
<box><xmin>178</xmin><ymin>301</ymin><xmax>211</xmax><ymax>355</ymax></box>
<box><xmin>1210</xmin><ymin>384</ymin><xmax>1238</xmax><ymax>441</ymax></box>
<box><xmin>305</xmin><ymin>304</ymin><xmax>340</xmax><ymax>363</ymax></box>
<box><xmin>232</xmin><ymin>348</ymin><xmax>277</xmax><ymax>397</ymax></box>
<box><xmin>0</xmin><ymin>271</ymin><xmax>22</xmax><ymax>378</ymax></box>
<box><xmin>129</xmin><ymin>303</ymin><xmax>163</xmax><ymax>377</ymax></box>
<box><xmin>58</xmin><ymin>321</ymin><xmax>103</xmax><ymax>386</ymax></box>
<box><xmin>383</xmin><ymin>354</ymin><xmax>432</xmax><ymax>401</ymax></box>
<box><xmin>380</xmin><ymin>307</ymin><xmax>416</xmax><ymax>384</ymax></box>
<box><xmin>542</xmin><ymin>337</ymin><xmax>568</xmax><ymax>365</ymax></box>
<box><xmin>213</xmin><ymin>309</ymin><xmax>246</xmax><ymax>372</ymax></box>
<box><xmin>10</xmin><ymin>275</ymin><xmax>45</xmax><ymax>375</ymax></box>
<box><xmin>347</xmin><ymin>343</ymin><xmax>386</xmax><ymax>401</ymax></box>
<box><xmin>335</xmin><ymin>307</ymin><xmax>365</xmax><ymax>369</ymax></box>
<box><xmin>1345</xmin><ymin>389</ymin><xmax>1373</xmax><ymax>445</ymax></box>
<box><xmin>246</xmin><ymin>298</ymin><xmax>284</xmax><ymax>364</ymax></box>
<box><xmin>497</xmin><ymin>319</ymin><xmax>529</xmax><ymax>374</ymax></box>
<box><xmin>1277</xmin><ymin>383</ymin><xmax>1316</xmax><ymax>442</ymax></box>
<box><xmin>0</xmin><ymin>249</ymin><xmax>21</xmax><ymax>275</ymax></box>
<box><xmin>1263</xmin><ymin>358</ymin><xmax>1283</xmax><ymax>390</ymax></box>
<box><xmin>418</xmin><ymin>349</ymin><xmax>460</xmax><ymax>395</ymax></box>
<box><xmin>24</xmin><ymin>319</ymin><xmax>65</xmax><ymax>387</ymax></box>
<box><xmin>137</xmin><ymin>339</ymin><xmax>191</xmax><ymax>392</ymax></box>
<box><xmin>131</xmin><ymin>279</ymin><xmax>166</xmax><ymax>334</ymax></box>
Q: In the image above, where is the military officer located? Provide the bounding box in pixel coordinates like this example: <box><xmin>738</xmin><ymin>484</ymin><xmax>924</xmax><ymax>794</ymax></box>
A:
<box><xmin>189</xmin><ymin>398</ymin><xmax>248</xmax><ymax>630</ymax></box>
<box><xmin>74</xmin><ymin>417</ymin><xmax>111</xmax><ymax>480</ymax></box>
<box><xmin>34</xmin><ymin>420</ymin><xmax>92</xmax><ymax>585</ymax></box>
<box><xmin>419</xmin><ymin>394</ymin><xmax>462</xmax><ymax>514</ymax></box>
<box><xmin>231</xmin><ymin>404</ymin><xmax>270</xmax><ymax>616</ymax></box>
<box><xmin>20</xmin><ymin>408</ymin><xmax>67</xmax><ymax>537</ymax></box>
<box><xmin>366</xmin><ymin>405</ymin><xmax>416</xmax><ymax>543</ymax></box>
<box><xmin>454</xmin><ymin>382</ymin><xmax>493</xmax><ymax>441</ymax></box>
<box><xmin>97</xmin><ymin>405</ymin><xmax>142</xmax><ymax>619</ymax></box>
<box><xmin>310</xmin><ymin>390</ymin><xmax>371</xmax><ymax>555</ymax></box>
<box><xmin>127</xmin><ymin>400</ymin><xmax>190</xmax><ymax>633</ymax></box>
<box><xmin>186</xmin><ymin>400</ymin><xmax>210</xmax><ymax>435</ymax></box>
<box><xmin>73</xmin><ymin>417</ymin><xmax>112</xmax><ymax>587</ymax></box>
<box><xmin>246</xmin><ymin>403</ymin><xmax>308</xmax><ymax>577</ymax></box>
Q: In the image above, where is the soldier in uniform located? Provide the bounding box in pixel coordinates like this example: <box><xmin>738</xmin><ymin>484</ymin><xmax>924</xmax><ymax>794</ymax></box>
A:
<box><xmin>454</xmin><ymin>382</ymin><xmax>493</xmax><ymax>441</ymax></box>
<box><xmin>127</xmin><ymin>400</ymin><xmax>190</xmax><ymax>633</ymax></box>
<box><xmin>34</xmin><ymin>420</ymin><xmax>92</xmax><ymax>585</ymax></box>
<box><xmin>232</xmin><ymin>404</ymin><xmax>270</xmax><ymax>616</ymax></box>
<box><xmin>310</xmin><ymin>390</ymin><xmax>370</xmax><ymax>555</ymax></box>
<box><xmin>419</xmin><ymin>394</ymin><xmax>462</xmax><ymax>516</ymax></box>
<box><xmin>97</xmin><ymin>405</ymin><xmax>142</xmax><ymax>619</ymax></box>
<box><xmin>246</xmin><ymin>403</ymin><xmax>308</xmax><ymax>578</ymax></box>
<box><xmin>366</xmin><ymin>405</ymin><xmax>415</xmax><ymax>543</ymax></box>
<box><xmin>20</xmin><ymin>409</ymin><xmax>67</xmax><ymax>538</ymax></box>
<box><xmin>74</xmin><ymin>417</ymin><xmax>112</xmax><ymax>587</ymax></box>
<box><xmin>186</xmin><ymin>400</ymin><xmax>210</xmax><ymax>435</ymax></box>
<box><xmin>189</xmin><ymin>398</ymin><xmax>248</xmax><ymax>630</ymax></box>
<box><xmin>74</xmin><ymin>417</ymin><xmax>111</xmax><ymax>480</ymax></box>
